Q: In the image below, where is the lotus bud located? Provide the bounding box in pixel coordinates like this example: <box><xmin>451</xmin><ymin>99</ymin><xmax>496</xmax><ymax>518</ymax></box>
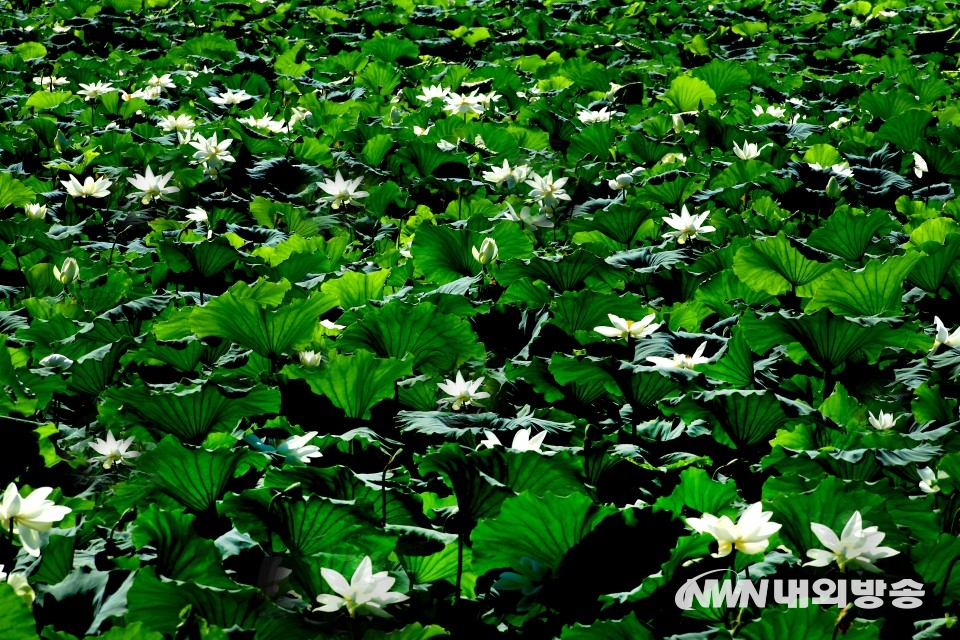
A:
<box><xmin>472</xmin><ymin>237</ymin><xmax>499</xmax><ymax>265</ymax></box>
<box><xmin>299</xmin><ymin>350</ymin><xmax>322</xmax><ymax>367</ymax></box>
<box><xmin>54</xmin><ymin>257</ymin><xmax>79</xmax><ymax>285</ymax></box>
<box><xmin>825</xmin><ymin>175</ymin><xmax>843</xmax><ymax>199</ymax></box>
<box><xmin>608</xmin><ymin>173</ymin><xmax>634</xmax><ymax>190</ymax></box>
<box><xmin>24</xmin><ymin>203</ymin><xmax>46</xmax><ymax>220</ymax></box>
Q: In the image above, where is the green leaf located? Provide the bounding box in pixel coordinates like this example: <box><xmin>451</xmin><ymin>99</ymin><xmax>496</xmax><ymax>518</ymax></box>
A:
<box><xmin>660</xmin><ymin>75</ymin><xmax>717</xmax><ymax>112</ymax></box>
<box><xmin>549</xmin><ymin>354</ymin><xmax>621</xmax><ymax>404</ymax></box>
<box><xmin>110</xmin><ymin>382</ymin><xmax>280</xmax><ymax>444</ymax></box>
<box><xmin>653</xmin><ymin>467</ymin><xmax>738</xmax><ymax>517</ymax></box>
<box><xmin>138</xmin><ymin>436</ymin><xmax>244</xmax><ymax>511</ymax></box>
<box><xmin>568</xmin><ymin>123</ymin><xmax>614</xmax><ymax>160</ymax></box>
<box><xmin>806</xmin><ymin>207</ymin><xmax>896</xmax><ymax>262</ymax></box>
<box><xmin>15</xmin><ymin>41</ymin><xmax>46</xmax><ymax>60</ymax></box>
<box><xmin>471</xmin><ymin>492</ymin><xmax>616</xmax><ymax>576</ymax></box>
<box><xmin>412</xmin><ymin>221</ymin><xmax>532</xmax><ymax>284</ymax></box>
<box><xmin>692</xmin><ymin>59</ymin><xmax>750</xmax><ymax>97</ymax></box>
<box><xmin>321</xmin><ymin>269</ymin><xmax>391</xmax><ymax>309</ymax></box>
<box><xmin>908</xmin><ymin>235</ymin><xmax>960</xmax><ymax>292</ymax></box>
<box><xmin>132</xmin><ymin>505</ymin><xmax>237</xmax><ymax>588</ymax></box>
<box><xmin>0</xmin><ymin>173</ymin><xmax>36</xmax><ymax>209</ymax></box>
<box><xmin>191</xmin><ymin>286</ymin><xmax>337</xmax><ymax>357</ymax></box>
<box><xmin>561</xmin><ymin>613</ymin><xmax>654</xmax><ymax>640</ymax></box>
<box><xmin>338</xmin><ymin>301</ymin><xmax>484</xmax><ymax>373</ymax></box>
<box><xmin>278</xmin><ymin>494</ymin><xmax>394</xmax><ymax>556</ymax></box>
<box><xmin>913</xmin><ymin>535</ymin><xmax>960</xmax><ymax>603</ymax></box>
<box><xmin>364</xmin><ymin>623</ymin><xmax>450</xmax><ymax>640</ymax></box>
<box><xmin>697</xmin><ymin>390</ymin><xmax>788</xmax><ymax>448</ymax></box>
<box><xmin>362</xmin><ymin>134</ymin><xmax>395</xmax><ymax>167</ymax></box>
<box><xmin>0</xmin><ymin>583</ymin><xmax>38</xmax><ymax>640</ymax></box>
<box><xmin>733</xmin><ymin>233</ymin><xmax>836</xmax><ymax>296</ymax></box>
<box><xmin>31</xmin><ymin>534</ymin><xmax>75</xmax><ymax>585</ymax></box>
<box><xmin>805</xmin><ymin>253</ymin><xmax>923</xmax><ymax>317</ymax></box>
<box><xmin>285</xmin><ymin>350</ymin><xmax>413</xmax><ymax>419</ymax></box>
<box><xmin>699</xmin><ymin>328</ymin><xmax>754</xmax><ymax>387</ymax></box>
<box><xmin>740</xmin><ymin>606</ymin><xmax>880</xmax><ymax>640</ymax></box>
<box><xmin>25</xmin><ymin>91</ymin><xmax>73</xmax><ymax>110</ymax></box>
<box><xmin>876</xmin><ymin>109</ymin><xmax>934</xmax><ymax>152</ymax></box>
<box><xmin>802</xmin><ymin>144</ymin><xmax>843</xmax><ymax>167</ymax></box>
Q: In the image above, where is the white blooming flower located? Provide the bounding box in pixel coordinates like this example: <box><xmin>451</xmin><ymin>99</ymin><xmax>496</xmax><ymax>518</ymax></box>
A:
<box><xmin>919</xmin><ymin>467</ymin><xmax>948</xmax><ymax>494</ymax></box>
<box><xmin>314</xmin><ymin>556</ymin><xmax>409</xmax><ymax>618</ymax></box>
<box><xmin>238</xmin><ymin>115</ymin><xmax>286</xmax><ymax>134</ymax></box>
<box><xmin>524</xmin><ymin>171</ymin><xmax>571</xmax><ymax>212</ymax></box>
<box><xmin>315</xmin><ymin>171</ymin><xmax>369</xmax><ymax>209</ymax></box>
<box><xmin>752</xmin><ymin>104</ymin><xmax>786</xmax><ymax>118</ymax></box>
<box><xmin>479</xmin><ymin>428</ymin><xmax>547</xmax><ymax>452</ymax></box>
<box><xmin>685</xmin><ymin>503</ymin><xmax>781</xmax><ymax>558</ymax></box>
<box><xmin>594</xmin><ymin>313</ymin><xmax>661</xmax><ymax>340</ymax></box>
<box><xmin>33</xmin><ymin>75</ymin><xmax>69</xmax><ymax>90</ymax></box>
<box><xmin>320</xmin><ymin>319</ymin><xmax>346</xmax><ymax>331</ymax></box>
<box><xmin>661</xmin><ymin>205</ymin><xmax>715</xmax><ymax>244</ymax></box>
<box><xmin>577</xmin><ymin>107</ymin><xmax>612</xmax><ymax>124</ymax></box>
<box><xmin>932</xmin><ymin>316</ymin><xmax>960</xmax><ymax>352</ymax></box>
<box><xmin>0</xmin><ymin>566</ymin><xmax>34</xmax><ymax>607</ymax></box>
<box><xmin>39</xmin><ymin>353</ymin><xmax>73</xmax><ymax>369</ymax></box>
<box><xmin>829</xmin><ymin>116</ymin><xmax>851</xmax><ymax>129</ymax></box>
<box><xmin>809</xmin><ymin>162</ymin><xmax>854</xmax><ymax>179</ymax></box>
<box><xmin>415</xmin><ymin>85</ymin><xmax>451</xmax><ymax>102</ymax></box>
<box><xmin>660</xmin><ymin>152</ymin><xmax>688</xmax><ymax>165</ymax></box>
<box><xmin>24</xmin><ymin>203</ymin><xmax>46</xmax><ymax>220</ymax></box>
<box><xmin>288</xmin><ymin>106</ymin><xmax>312</xmax><ymax>127</ymax></box>
<box><xmin>437</xmin><ymin>371</ymin><xmax>490</xmax><ymax>410</ymax></box>
<box><xmin>413</xmin><ymin>125</ymin><xmax>432</xmax><ymax>137</ymax></box>
<box><xmin>89</xmin><ymin>431</ymin><xmax>139</xmax><ymax>469</ymax></box>
<box><xmin>189</xmin><ymin>133</ymin><xmax>236</xmax><ymax>172</ymax></box>
<box><xmin>867</xmin><ymin>410</ymin><xmax>898</xmax><ymax>431</ymax></box>
<box><xmin>77</xmin><ymin>81</ymin><xmax>114</xmax><ymax>101</ymax></box>
<box><xmin>146</xmin><ymin>74</ymin><xmax>176</xmax><ymax>90</ymax></box>
<box><xmin>482</xmin><ymin>159</ymin><xmax>530</xmax><ymax>189</ymax></box>
<box><xmin>646</xmin><ymin>342</ymin><xmax>711</xmax><ymax>371</ymax></box>
<box><xmin>0</xmin><ymin>483</ymin><xmax>72</xmax><ymax>557</ymax></box>
<box><xmin>804</xmin><ymin>511</ymin><xmax>899</xmax><ymax>572</ymax></box>
<box><xmin>913</xmin><ymin>152</ymin><xmax>928</xmax><ymax>179</ymax></box>
<box><xmin>157</xmin><ymin>113</ymin><xmax>196</xmax><ymax>132</ymax></box>
<box><xmin>442</xmin><ymin>91</ymin><xmax>485</xmax><ymax>116</ymax></box>
<box><xmin>733</xmin><ymin>140</ymin><xmax>768</xmax><ymax>160</ymax></box>
<box><xmin>436</xmin><ymin>139</ymin><xmax>457</xmax><ymax>152</ymax></box>
<box><xmin>61</xmin><ymin>175</ymin><xmax>112</xmax><ymax>199</ymax></box>
<box><xmin>126</xmin><ymin>166</ymin><xmax>179</xmax><ymax>205</ymax></box>
<box><xmin>501</xmin><ymin>203</ymin><xmax>553</xmax><ymax>231</ymax></box>
<box><xmin>299</xmin><ymin>350</ymin><xmax>322</xmax><ymax>367</ymax></box>
<box><xmin>477</xmin><ymin>91</ymin><xmax>502</xmax><ymax>111</ymax></box>
<box><xmin>276</xmin><ymin>431</ymin><xmax>322</xmax><ymax>464</ymax></box>
<box><xmin>608</xmin><ymin>172</ymin><xmax>638</xmax><ymax>190</ymax></box>
<box><xmin>185</xmin><ymin>207</ymin><xmax>213</xmax><ymax>239</ymax></box>
<box><xmin>209</xmin><ymin>87</ymin><xmax>253</xmax><ymax>106</ymax></box>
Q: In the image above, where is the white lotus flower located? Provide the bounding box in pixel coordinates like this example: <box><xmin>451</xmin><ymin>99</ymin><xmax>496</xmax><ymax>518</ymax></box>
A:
<box><xmin>733</xmin><ymin>140</ymin><xmax>767</xmax><ymax>160</ymax></box>
<box><xmin>752</xmin><ymin>104</ymin><xmax>786</xmax><ymax>118</ymax></box>
<box><xmin>914</xmin><ymin>152</ymin><xmax>928</xmax><ymax>179</ymax></box>
<box><xmin>413</xmin><ymin>125</ymin><xmax>431</xmax><ymax>137</ymax></box>
<box><xmin>577</xmin><ymin>107</ymin><xmax>612</xmax><ymax>124</ymax></box>
<box><xmin>502</xmin><ymin>203</ymin><xmax>553</xmax><ymax>231</ymax></box>
<box><xmin>77</xmin><ymin>81</ymin><xmax>114</xmax><ymax>100</ymax></box>
<box><xmin>0</xmin><ymin>566</ymin><xmax>34</xmax><ymax>607</ymax></box>
<box><xmin>661</xmin><ymin>205</ymin><xmax>715</xmax><ymax>244</ymax></box>
<box><xmin>477</xmin><ymin>90</ymin><xmax>502</xmax><ymax>111</ymax></box>
<box><xmin>238</xmin><ymin>115</ymin><xmax>286</xmax><ymax>134</ymax></box>
<box><xmin>33</xmin><ymin>75</ymin><xmax>69</xmax><ymax>90</ymax></box>
<box><xmin>89</xmin><ymin>431</ymin><xmax>139</xmax><ymax>469</ymax></box>
<box><xmin>288</xmin><ymin>106</ymin><xmax>312</xmax><ymax>127</ymax></box>
<box><xmin>320</xmin><ymin>319</ymin><xmax>346</xmax><ymax>331</ymax></box>
<box><xmin>608</xmin><ymin>172</ymin><xmax>639</xmax><ymax>190</ymax></box>
<box><xmin>24</xmin><ymin>203</ymin><xmax>46</xmax><ymax>220</ymax></box>
<box><xmin>933</xmin><ymin>316</ymin><xmax>960</xmax><ymax>352</ymax></box>
<box><xmin>185</xmin><ymin>207</ymin><xmax>213</xmax><ymax>239</ymax></box>
<box><xmin>316</xmin><ymin>171</ymin><xmax>369</xmax><ymax>209</ymax></box>
<box><xmin>299</xmin><ymin>350</ymin><xmax>322</xmax><ymax>367</ymax></box>
<box><xmin>437</xmin><ymin>371</ymin><xmax>490</xmax><ymax>411</ymax></box>
<box><xmin>867</xmin><ymin>410</ymin><xmax>897</xmax><ymax>430</ymax></box>
<box><xmin>415</xmin><ymin>85</ymin><xmax>450</xmax><ymax>102</ymax></box>
<box><xmin>61</xmin><ymin>175</ymin><xmax>112</xmax><ymax>199</ymax></box>
<box><xmin>919</xmin><ymin>467</ymin><xmax>948</xmax><ymax>494</ymax></box>
<box><xmin>276</xmin><ymin>431</ymin><xmax>322</xmax><ymax>464</ymax></box>
<box><xmin>525</xmin><ymin>171</ymin><xmax>571</xmax><ymax>212</ymax></box>
<box><xmin>39</xmin><ymin>353</ymin><xmax>73</xmax><ymax>369</ymax></box>
<box><xmin>472</xmin><ymin>237</ymin><xmax>498</xmax><ymax>265</ymax></box>
<box><xmin>209</xmin><ymin>87</ymin><xmax>253</xmax><ymax>106</ymax></box>
<box><xmin>314</xmin><ymin>556</ymin><xmax>409</xmax><ymax>618</ymax></box>
<box><xmin>0</xmin><ymin>483</ymin><xmax>72</xmax><ymax>557</ymax></box>
<box><xmin>804</xmin><ymin>511</ymin><xmax>899</xmax><ymax>572</ymax></box>
<box><xmin>685</xmin><ymin>503</ymin><xmax>781</xmax><ymax>558</ymax></box>
<box><xmin>157</xmin><ymin>113</ymin><xmax>196</xmax><ymax>132</ymax></box>
<box><xmin>479</xmin><ymin>428</ymin><xmax>547</xmax><ymax>452</ymax></box>
<box><xmin>810</xmin><ymin>162</ymin><xmax>854</xmax><ymax>179</ymax></box>
<box><xmin>594</xmin><ymin>313</ymin><xmax>660</xmax><ymax>340</ymax></box>
<box><xmin>442</xmin><ymin>91</ymin><xmax>484</xmax><ymax>116</ymax></box>
<box><xmin>646</xmin><ymin>342</ymin><xmax>711</xmax><ymax>371</ymax></box>
<box><xmin>188</xmin><ymin>133</ymin><xmax>236</xmax><ymax>171</ymax></box>
<box><xmin>146</xmin><ymin>74</ymin><xmax>176</xmax><ymax>90</ymax></box>
<box><xmin>829</xmin><ymin>117</ymin><xmax>851</xmax><ymax>129</ymax></box>
<box><xmin>482</xmin><ymin>159</ymin><xmax>530</xmax><ymax>189</ymax></box>
<box><xmin>53</xmin><ymin>258</ymin><xmax>79</xmax><ymax>285</ymax></box>
<box><xmin>660</xmin><ymin>152</ymin><xmax>687</xmax><ymax>165</ymax></box>
<box><xmin>126</xmin><ymin>166</ymin><xmax>179</xmax><ymax>205</ymax></box>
